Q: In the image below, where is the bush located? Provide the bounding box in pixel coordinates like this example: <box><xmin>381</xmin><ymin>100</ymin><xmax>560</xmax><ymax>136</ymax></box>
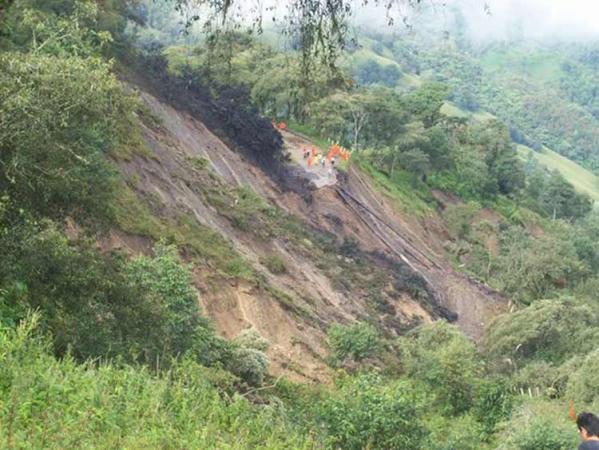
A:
<box><xmin>473</xmin><ymin>377</ymin><xmax>514</xmax><ymax>435</ymax></box>
<box><xmin>125</xmin><ymin>242</ymin><xmax>217</xmax><ymax>360</ymax></box>
<box><xmin>511</xmin><ymin>419</ymin><xmax>575</xmax><ymax>450</ymax></box>
<box><xmin>566</xmin><ymin>348</ymin><xmax>599</xmax><ymax>406</ymax></box>
<box><xmin>426</xmin><ymin>414</ymin><xmax>485</xmax><ymax>450</ymax></box>
<box><xmin>399</xmin><ymin>322</ymin><xmax>481</xmax><ymax>415</ymax></box>
<box><xmin>0</xmin><ymin>222</ymin><xmax>228</xmax><ymax>367</ymax></box>
<box><xmin>262</xmin><ymin>254</ymin><xmax>287</xmax><ymax>274</ymax></box>
<box><xmin>443</xmin><ymin>202</ymin><xmax>482</xmax><ymax>240</ymax></box>
<box><xmin>494</xmin><ymin>228</ymin><xmax>588</xmax><ymax>304</ymax></box>
<box><xmin>483</xmin><ymin>299</ymin><xmax>599</xmax><ymax>369</ymax></box>
<box><xmin>327</xmin><ymin>322</ymin><xmax>381</xmax><ymax>364</ymax></box>
<box><xmin>495</xmin><ymin>398</ymin><xmax>579</xmax><ymax>450</ymax></box>
<box><xmin>0</xmin><ymin>317</ymin><xmax>312</xmax><ymax>449</ymax></box>
<box><xmin>319</xmin><ymin>374</ymin><xmax>427</xmax><ymax>450</ymax></box>
<box><xmin>228</xmin><ymin>328</ymin><xmax>270</xmax><ymax>386</ymax></box>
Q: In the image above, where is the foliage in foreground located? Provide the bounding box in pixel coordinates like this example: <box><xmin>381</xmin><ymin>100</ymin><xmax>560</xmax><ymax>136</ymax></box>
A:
<box><xmin>0</xmin><ymin>317</ymin><xmax>312</xmax><ymax>450</ymax></box>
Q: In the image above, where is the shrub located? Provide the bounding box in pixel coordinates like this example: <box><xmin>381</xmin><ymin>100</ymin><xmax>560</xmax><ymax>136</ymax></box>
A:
<box><xmin>126</xmin><ymin>243</ymin><xmax>201</xmax><ymax>356</ymax></box>
<box><xmin>229</xmin><ymin>328</ymin><xmax>270</xmax><ymax>386</ymax></box>
<box><xmin>319</xmin><ymin>374</ymin><xmax>427</xmax><ymax>450</ymax></box>
<box><xmin>496</xmin><ymin>399</ymin><xmax>578</xmax><ymax>450</ymax></box>
<box><xmin>327</xmin><ymin>322</ymin><xmax>381</xmax><ymax>364</ymax></box>
<box><xmin>426</xmin><ymin>414</ymin><xmax>485</xmax><ymax>450</ymax></box>
<box><xmin>494</xmin><ymin>228</ymin><xmax>587</xmax><ymax>303</ymax></box>
<box><xmin>511</xmin><ymin>419</ymin><xmax>575</xmax><ymax>450</ymax></box>
<box><xmin>0</xmin><ymin>317</ymin><xmax>312</xmax><ymax>449</ymax></box>
<box><xmin>443</xmin><ymin>202</ymin><xmax>482</xmax><ymax>240</ymax></box>
<box><xmin>483</xmin><ymin>299</ymin><xmax>599</xmax><ymax>369</ymax></box>
<box><xmin>566</xmin><ymin>348</ymin><xmax>599</xmax><ymax>406</ymax></box>
<box><xmin>399</xmin><ymin>322</ymin><xmax>481</xmax><ymax>415</ymax></box>
<box><xmin>262</xmin><ymin>254</ymin><xmax>287</xmax><ymax>274</ymax></box>
<box><xmin>0</xmin><ymin>223</ymin><xmax>229</xmax><ymax>367</ymax></box>
<box><xmin>473</xmin><ymin>377</ymin><xmax>514</xmax><ymax>436</ymax></box>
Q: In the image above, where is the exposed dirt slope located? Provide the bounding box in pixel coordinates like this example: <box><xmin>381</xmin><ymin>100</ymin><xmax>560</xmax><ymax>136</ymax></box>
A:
<box><xmin>341</xmin><ymin>168</ymin><xmax>507</xmax><ymax>337</ymax></box>
<box><xmin>113</xmin><ymin>87</ymin><xmax>506</xmax><ymax>381</ymax></box>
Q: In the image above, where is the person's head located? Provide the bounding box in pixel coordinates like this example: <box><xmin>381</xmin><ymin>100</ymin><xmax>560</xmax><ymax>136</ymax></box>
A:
<box><xmin>577</xmin><ymin>412</ymin><xmax>599</xmax><ymax>440</ymax></box>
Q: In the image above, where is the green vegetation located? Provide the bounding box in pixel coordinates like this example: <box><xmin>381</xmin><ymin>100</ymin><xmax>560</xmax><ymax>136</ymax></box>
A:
<box><xmin>114</xmin><ymin>186</ymin><xmax>255</xmax><ymax>280</ymax></box>
<box><xmin>0</xmin><ymin>317</ymin><xmax>310</xmax><ymax>449</ymax></box>
<box><xmin>319</xmin><ymin>374</ymin><xmax>426</xmax><ymax>450</ymax></box>
<box><xmin>355</xmin><ymin>155</ymin><xmax>433</xmax><ymax>216</ymax></box>
<box><xmin>517</xmin><ymin>145</ymin><xmax>599</xmax><ymax>202</ymax></box>
<box><xmin>2</xmin><ymin>1</ymin><xmax>599</xmax><ymax>449</ymax></box>
<box><xmin>261</xmin><ymin>254</ymin><xmax>287</xmax><ymax>275</ymax></box>
<box><xmin>327</xmin><ymin>321</ymin><xmax>381</xmax><ymax>364</ymax></box>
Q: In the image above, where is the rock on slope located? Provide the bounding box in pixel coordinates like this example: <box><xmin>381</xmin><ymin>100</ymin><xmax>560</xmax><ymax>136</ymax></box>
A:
<box><xmin>111</xmin><ymin>84</ymin><xmax>506</xmax><ymax>382</ymax></box>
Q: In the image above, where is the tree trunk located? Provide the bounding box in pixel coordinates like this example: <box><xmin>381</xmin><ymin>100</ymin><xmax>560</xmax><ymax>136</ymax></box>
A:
<box><xmin>351</xmin><ymin>110</ymin><xmax>367</xmax><ymax>152</ymax></box>
<box><xmin>390</xmin><ymin>152</ymin><xmax>397</xmax><ymax>177</ymax></box>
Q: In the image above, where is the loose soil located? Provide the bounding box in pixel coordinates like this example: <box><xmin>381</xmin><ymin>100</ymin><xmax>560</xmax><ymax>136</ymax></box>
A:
<box><xmin>111</xmin><ymin>88</ymin><xmax>507</xmax><ymax>381</ymax></box>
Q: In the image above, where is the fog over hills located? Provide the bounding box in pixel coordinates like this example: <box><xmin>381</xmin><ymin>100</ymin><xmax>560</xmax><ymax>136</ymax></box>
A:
<box><xmin>351</xmin><ymin>0</ymin><xmax>599</xmax><ymax>42</ymax></box>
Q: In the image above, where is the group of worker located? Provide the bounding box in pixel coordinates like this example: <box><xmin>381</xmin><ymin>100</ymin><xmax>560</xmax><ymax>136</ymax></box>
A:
<box><xmin>300</xmin><ymin>143</ymin><xmax>353</xmax><ymax>180</ymax></box>
<box><xmin>303</xmin><ymin>147</ymin><xmax>337</xmax><ymax>169</ymax></box>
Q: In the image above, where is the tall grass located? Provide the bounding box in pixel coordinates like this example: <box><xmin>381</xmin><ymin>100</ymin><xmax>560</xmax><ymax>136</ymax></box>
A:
<box><xmin>0</xmin><ymin>317</ymin><xmax>315</xmax><ymax>450</ymax></box>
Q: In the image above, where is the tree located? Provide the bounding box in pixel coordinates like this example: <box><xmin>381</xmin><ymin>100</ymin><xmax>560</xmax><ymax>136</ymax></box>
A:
<box><xmin>483</xmin><ymin>299</ymin><xmax>599</xmax><ymax>369</ymax></box>
<box><xmin>405</xmin><ymin>82</ymin><xmax>449</xmax><ymax>127</ymax></box>
<box><xmin>401</xmin><ymin>148</ymin><xmax>431</xmax><ymax>182</ymax></box>
<box><xmin>375</xmin><ymin>121</ymin><xmax>428</xmax><ymax>177</ymax></box>
<box><xmin>0</xmin><ymin>52</ymin><xmax>134</xmax><ymax>225</ymax></box>
<box><xmin>169</xmin><ymin>1</ymin><xmax>431</xmax><ymax>72</ymax></box>
<box><xmin>126</xmin><ymin>244</ymin><xmax>202</xmax><ymax>357</ymax></box>
<box><xmin>354</xmin><ymin>59</ymin><xmax>401</xmax><ymax>87</ymax></box>
<box><xmin>0</xmin><ymin>0</ymin><xmax>15</xmax><ymax>23</ymax></box>
<box><xmin>307</xmin><ymin>88</ymin><xmax>406</xmax><ymax>150</ymax></box>
<box><xmin>399</xmin><ymin>322</ymin><xmax>481</xmax><ymax>415</ymax></box>
<box><xmin>540</xmin><ymin>171</ymin><xmax>593</xmax><ymax>220</ymax></box>
<box><xmin>494</xmin><ymin>227</ymin><xmax>587</xmax><ymax>303</ymax></box>
<box><xmin>421</xmin><ymin>124</ymin><xmax>453</xmax><ymax>171</ymax></box>
<box><xmin>0</xmin><ymin>2</ymin><xmax>136</xmax><ymax>226</ymax></box>
<box><xmin>470</xmin><ymin>121</ymin><xmax>525</xmax><ymax>196</ymax></box>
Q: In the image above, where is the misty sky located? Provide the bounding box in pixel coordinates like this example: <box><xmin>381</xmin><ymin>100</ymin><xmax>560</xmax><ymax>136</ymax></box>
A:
<box><xmin>340</xmin><ymin>0</ymin><xmax>599</xmax><ymax>41</ymax></box>
<box><xmin>183</xmin><ymin>0</ymin><xmax>599</xmax><ymax>42</ymax></box>
<box><xmin>457</xmin><ymin>0</ymin><xmax>599</xmax><ymax>41</ymax></box>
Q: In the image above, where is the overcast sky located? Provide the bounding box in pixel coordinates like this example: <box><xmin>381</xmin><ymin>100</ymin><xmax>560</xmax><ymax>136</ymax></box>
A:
<box><xmin>181</xmin><ymin>0</ymin><xmax>599</xmax><ymax>42</ymax></box>
<box><xmin>342</xmin><ymin>0</ymin><xmax>599</xmax><ymax>41</ymax></box>
<box><xmin>457</xmin><ymin>0</ymin><xmax>599</xmax><ymax>41</ymax></box>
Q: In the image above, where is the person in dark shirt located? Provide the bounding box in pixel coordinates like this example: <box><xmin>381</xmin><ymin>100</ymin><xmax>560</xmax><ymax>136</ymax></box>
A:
<box><xmin>577</xmin><ymin>412</ymin><xmax>599</xmax><ymax>450</ymax></box>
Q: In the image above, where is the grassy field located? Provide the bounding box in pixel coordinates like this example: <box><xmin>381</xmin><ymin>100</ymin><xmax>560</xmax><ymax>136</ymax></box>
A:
<box><xmin>347</xmin><ymin>46</ymin><xmax>422</xmax><ymax>89</ymax></box>
<box><xmin>517</xmin><ymin>145</ymin><xmax>599</xmax><ymax>202</ymax></box>
<box><xmin>440</xmin><ymin>102</ymin><xmax>470</xmax><ymax>119</ymax></box>
<box><xmin>479</xmin><ymin>46</ymin><xmax>565</xmax><ymax>84</ymax></box>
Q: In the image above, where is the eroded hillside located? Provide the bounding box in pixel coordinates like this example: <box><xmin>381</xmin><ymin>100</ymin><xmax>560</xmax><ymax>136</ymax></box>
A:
<box><xmin>107</xmin><ymin>78</ymin><xmax>506</xmax><ymax>382</ymax></box>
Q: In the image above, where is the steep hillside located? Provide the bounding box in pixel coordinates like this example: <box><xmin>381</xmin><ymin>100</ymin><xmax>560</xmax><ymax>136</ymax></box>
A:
<box><xmin>110</xmin><ymin>78</ymin><xmax>506</xmax><ymax>381</ymax></box>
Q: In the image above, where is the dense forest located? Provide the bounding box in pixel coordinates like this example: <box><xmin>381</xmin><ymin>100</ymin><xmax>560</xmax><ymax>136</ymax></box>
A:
<box><xmin>1</xmin><ymin>0</ymin><xmax>599</xmax><ymax>449</ymax></box>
